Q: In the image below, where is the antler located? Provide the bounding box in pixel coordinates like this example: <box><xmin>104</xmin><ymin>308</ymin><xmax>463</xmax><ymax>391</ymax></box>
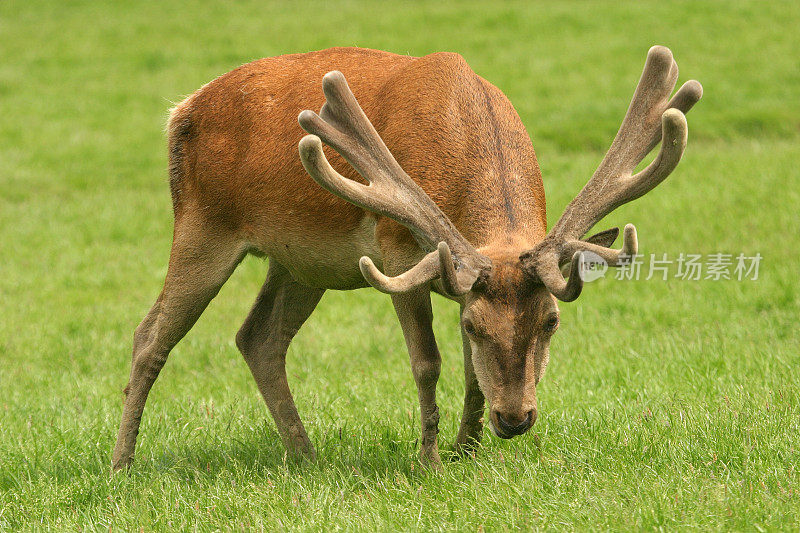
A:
<box><xmin>521</xmin><ymin>46</ymin><xmax>703</xmax><ymax>301</ymax></box>
<box><xmin>298</xmin><ymin>71</ymin><xmax>490</xmax><ymax>295</ymax></box>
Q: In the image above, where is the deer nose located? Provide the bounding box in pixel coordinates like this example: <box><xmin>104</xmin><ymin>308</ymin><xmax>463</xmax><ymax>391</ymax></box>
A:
<box><xmin>494</xmin><ymin>409</ymin><xmax>536</xmax><ymax>437</ymax></box>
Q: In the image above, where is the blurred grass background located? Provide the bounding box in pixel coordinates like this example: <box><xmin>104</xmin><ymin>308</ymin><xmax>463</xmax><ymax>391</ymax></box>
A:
<box><xmin>1</xmin><ymin>0</ymin><xmax>798</xmax><ymax>530</ymax></box>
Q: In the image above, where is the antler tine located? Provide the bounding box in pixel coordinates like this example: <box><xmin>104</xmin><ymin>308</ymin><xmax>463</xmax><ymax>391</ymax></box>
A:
<box><xmin>301</xmin><ymin>72</ymin><xmax>398</xmax><ymax>187</ymax></box>
<box><xmin>298</xmin><ymin>71</ymin><xmax>489</xmax><ymax>296</ymax></box>
<box><xmin>624</xmin><ymin>108</ymin><xmax>688</xmax><ymax>201</ymax></box>
<box><xmin>358</xmin><ymin>251</ymin><xmax>442</xmax><ymax>294</ymax></box>
<box><xmin>604</xmin><ymin>45</ymin><xmax>680</xmax><ymax>174</ymax></box>
<box><xmin>537</xmin><ymin>252</ymin><xmax>585</xmax><ymax>303</ymax></box>
<box><xmin>358</xmin><ymin>242</ymin><xmax>477</xmax><ymax>295</ymax></box>
<box><xmin>560</xmin><ymin>223</ymin><xmax>638</xmax><ymax>267</ymax></box>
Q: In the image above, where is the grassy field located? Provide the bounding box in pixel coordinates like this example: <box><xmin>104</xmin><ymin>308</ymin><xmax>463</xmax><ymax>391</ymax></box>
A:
<box><xmin>1</xmin><ymin>0</ymin><xmax>799</xmax><ymax>530</ymax></box>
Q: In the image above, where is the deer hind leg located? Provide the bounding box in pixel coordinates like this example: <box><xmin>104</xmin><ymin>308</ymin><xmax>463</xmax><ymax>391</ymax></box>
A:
<box><xmin>235</xmin><ymin>261</ymin><xmax>324</xmax><ymax>461</ymax></box>
<box><xmin>127</xmin><ymin>293</ymin><xmax>163</xmax><ymax>373</ymax></box>
<box><xmin>112</xmin><ymin>222</ymin><xmax>246</xmax><ymax>470</ymax></box>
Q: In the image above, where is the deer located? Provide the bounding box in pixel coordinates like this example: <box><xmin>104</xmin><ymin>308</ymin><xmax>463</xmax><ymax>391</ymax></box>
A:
<box><xmin>112</xmin><ymin>45</ymin><xmax>702</xmax><ymax>470</ymax></box>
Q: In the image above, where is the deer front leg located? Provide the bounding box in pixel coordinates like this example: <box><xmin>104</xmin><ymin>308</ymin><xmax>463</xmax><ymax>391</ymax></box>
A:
<box><xmin>454</xmin><ymin>314</ymin><xmax>485</xmax><ymax>456</ymax></box>
<box><xmin>391</xmin><ymin>289</ymin><xmax>442</xmax><ymax>468</ymax></box>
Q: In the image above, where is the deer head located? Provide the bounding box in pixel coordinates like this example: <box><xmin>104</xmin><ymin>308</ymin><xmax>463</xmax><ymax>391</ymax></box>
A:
<box><xmin>298</xmin><ymin>46</ymin><xmax>702</xmax><ymax>439</ymax></box>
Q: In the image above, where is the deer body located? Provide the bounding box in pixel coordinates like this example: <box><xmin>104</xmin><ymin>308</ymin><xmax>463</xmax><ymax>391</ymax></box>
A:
<box><xmin>167</xmin><ymin>48</ymin><xmax>544</xmax><ymax>290</ymax></box>
<box><xmin>113</xmin><ymin>46</ymin><xmax>701</xmax><ymax>469</ymax></box>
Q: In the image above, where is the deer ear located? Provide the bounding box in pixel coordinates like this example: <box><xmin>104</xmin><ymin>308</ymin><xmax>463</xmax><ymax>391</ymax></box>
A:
<box><xmin>584</xmin><ymin>227</ymin><xmax>619</xmax><ymax>247</ymax></box>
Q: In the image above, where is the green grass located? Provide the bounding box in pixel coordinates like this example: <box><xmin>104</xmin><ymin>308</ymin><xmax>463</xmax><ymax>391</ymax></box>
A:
<box><xmin>1</xmin><ymin>0</ymin><xmax>799</xmax><ymax>530</ymax></box>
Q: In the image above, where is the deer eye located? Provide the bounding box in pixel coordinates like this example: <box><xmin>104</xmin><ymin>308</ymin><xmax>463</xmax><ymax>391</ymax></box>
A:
<box><xmin>463</xmin><ymin>321</ymin><xmax>478</xmax><ymax>337</ymax></box>
<box><xmin>544</xmin><ymin>315</ymin><xmax>559</xmax><ymax>332</ymax></box>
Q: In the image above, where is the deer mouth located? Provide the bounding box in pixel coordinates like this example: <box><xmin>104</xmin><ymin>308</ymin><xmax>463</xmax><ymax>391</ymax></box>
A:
<box><xmin>488</xmin><ymin>409</ymin><xmax>535</xmax><ymax>439</ymax></box>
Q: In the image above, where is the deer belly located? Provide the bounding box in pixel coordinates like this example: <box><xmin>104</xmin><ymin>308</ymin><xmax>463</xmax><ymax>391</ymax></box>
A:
<box><xmin>252</xmin><ymin>214</ymin><xmax>382</xmax><ymax>290</ymax></box>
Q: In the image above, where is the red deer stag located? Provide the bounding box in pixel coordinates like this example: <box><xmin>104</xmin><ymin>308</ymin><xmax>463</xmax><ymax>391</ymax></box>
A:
<box><xmin>112</xmin><ymin>46</ymin><xmax>701</xmax><ymax>469</ymax></box>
